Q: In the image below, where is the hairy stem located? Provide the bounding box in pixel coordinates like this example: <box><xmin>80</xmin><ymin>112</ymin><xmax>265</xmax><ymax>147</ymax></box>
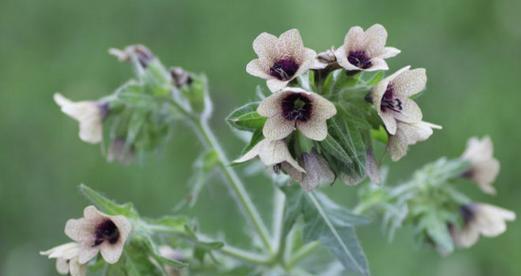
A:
<box><xmin>192</xmin><ymin>119</ymin><xmax>273</xmax><ymax>254</ymax></box>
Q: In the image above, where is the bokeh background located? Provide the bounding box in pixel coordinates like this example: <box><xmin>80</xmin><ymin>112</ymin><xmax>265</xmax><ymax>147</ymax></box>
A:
<box><xmin>1</xmin><ymin>0</ymin><xmax>520</xmax><ymax>275</ymax></box>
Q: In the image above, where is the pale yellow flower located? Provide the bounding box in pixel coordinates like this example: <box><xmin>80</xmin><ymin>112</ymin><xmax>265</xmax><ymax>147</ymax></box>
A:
<box><xmin>65</xmin><ymin>206</ymin><xmax>132</xmax><ymax>264</ymax></box>
<box><xmin>452</xmin><ymin>203</ymin><xmax>515</xmax><ymax>248</ymax></box>
<box><xmin>335</xmin><ymin>24</ymin><xmax>400</xmax><ymax>72</ymax></box>
<box><xmin>461</xmin><ymin>136</ymin><xmax>500</xmax><ymax>195</ymax></box>
<box><xmin>387</xmin><ymin>121</ymin><xmax>441</xmax><ymax>161</ymax></box>
<box><xmin>54</xmin><ymin>93</ymin><xmax>105</xmax><ymax>144</ymax></box>
<box><xmin>372</xmin><ymin>66</ymin><xmax>426</xmax><ymax>135</ymax></box>
<box><xmin>246</xmin><ymin>29</ymin><xmax>317</xmax><ymax>92</ymax></box>
<box><xmin>40</xmin><ymin>242</ymin><xmax>86</xmax><ymax>276</ymax></box>
<box><xmin>235</xmin><ymin>138</ymin><xmax>304</xmax><ymax>173</ymax></box>
<box><xmin>258</xmin><ymin>88</ymin><xmax>336</xmax><ymax>141</ymax></box>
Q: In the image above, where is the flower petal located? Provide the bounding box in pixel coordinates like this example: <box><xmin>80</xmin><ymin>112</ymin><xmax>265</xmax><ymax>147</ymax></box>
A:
<box><xmin>311</xmin><ymin>93</ymin><xmax>337</xmax><ymax>120</ymax></box>
<box><xmin>257</xmin><ymin>91</ymin><xmax>285</xmax><ymax>117</ymax></box>
<box><xmin>77</xmin><ymin>246</ymin><xmax>99</xmax><ymax>264</ymax></box>
<box><xmin>100</xmin><ymin>243</ymin><xmax>124</xmax><ymax>264</ymax></box>
<box><xmin>392</xmin><ymin>98</ymin><xmax>423</xmax><ymax>123</ymax></box>
<box><xmin>344</xmin><ymin>26</ymin><xmax>365</xmax><ymax>51</ymax></box>
<box><xmin>380</xmin><ymin>47</ymin><xmax>401</xmax><ymax>59</ymax></box>
<box><xmin>297</xmin><ymin>118</ymin><xmax>329</xmax><ymax>141</ymax></box>
<box><xmin>365</xmin><ymin>24</ymin><xmax>388</xmax><ymax>56</ymax></box>
<box><xmin>263</xmin><ymin>114</ymin><xmax>295</xmax><ymax>140</ymax></box>
<box><xmin>365</xmin><ymin>58</ymin><xmax>389</xmax><ymax>71</ymax></box>
<box><xmin>392</xmin><ymin>68</ymin><xmax>427</xmax><ymax>96</ymax></box>
<box><xmin>252</xmin><ymin>32</ymin><xmax>279</xmax><ymax>60</ymax></box>
<box><xmin>246</xmin><ymin>59</ymin><xmax>270</xmax><ymax>79</ymax></box>
<box><xmin>278</xmin><ymin>29</ymin><xmax>305</xmax><ymax>58</ymax></box>
<box><xmin>266</xmin><ymin>79</ymin><xmax>289</xmax><ymax>92</ymax></box>
<box><xmin>257</xmin><ymin>139</ymin><xmax>304</xmax><ymax>172</ymax></box>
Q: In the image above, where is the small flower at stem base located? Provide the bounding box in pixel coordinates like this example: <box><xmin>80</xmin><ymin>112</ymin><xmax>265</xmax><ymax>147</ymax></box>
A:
<box><xmin>282</xmin><ymin>151</ymin><xmax>335</xmax><ymax>191</ymax></box>
<box><xmin>372</xmin><ymin>66</ymin><xmax>426</xmax><ymax>135</ymax></box>
<box><xmin>64</xmin><ymin>205</ymin><xmax>132</xmax><ymax>264</ymax></box>
<box><xmin>451</xmin><ymin>203</ymin><xmax>515</xmax><ymax>248</ymax></box>
<box><xmin>246</xmin><ymin>29</ymin><xmax>317</xmax><ymax>92</ymax></box>
<box><xmin>387</xmin><ymin>121</ymin><xmax>442</xmax><ymax>161</ymax></box>
<box><xmin>460</xmin><ymin>136</ymin><xmax>500</xmax><ymax>195</ymax></box>
<box><xmin>234</xmin><ymin>139</ymin><xmax>305</xmax><ymax>173</ymax></box>
<box><xmin>40</xmin><ymin>242</ymin><xmax>86</xmax><ymax>276</ymax></box>
<box><xmin>257</xmin><ymin>88</ymin><xmax>337</xmax><ymax>141</ymax></box>
<box><xmin>54</xmin><ymin>93</ymin><xmax>107</xmax><ymax>144</ymax></box>
<box><xmin>335</xmin><ymin>24</ymin><xmax>400</xmax><ymax>72</ymax></box>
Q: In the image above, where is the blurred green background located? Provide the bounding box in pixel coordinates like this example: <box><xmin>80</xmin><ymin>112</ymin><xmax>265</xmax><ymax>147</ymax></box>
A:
<box><xmin>1</xmin><ymin>0</ymin><xmax>520</xmax><ymax>275</ymax></box>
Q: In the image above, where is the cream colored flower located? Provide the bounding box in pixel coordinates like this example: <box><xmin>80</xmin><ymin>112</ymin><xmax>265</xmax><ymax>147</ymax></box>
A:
<box><xmin>461</xmin><ymin>136</ymin><xmax>500</xmax><ymax>195</ymax></box>
<box><xmin>388</xmin><ymin>121</ymin><xmax>441</xmax><ymax>161</ymax></box>
<box><xmin>246</xmin><ymin>29</ymin><xmax>317</xmax><ymax>92</ymax></box>
<box><xmin>372</xmin><ymin>66</ymin><xmax>426</xmax><ymax>135</ymax></box>
<box><xmin>54</xmin><ymin>93</ymin><xmax>105</xmax><ymax>144</ymax></box>
<box><xmin>452</xmin><ymin>203</ymin><xmax>515</xmax><ymax>248</ymax></box>
<box><xmin>109</xmin><ymin>44</ymin><xmax>154</xmax><ymax>68</ymax></box>
<box><xmin>258</xmin><ymin>88</ymin><xmax>336</xmax><ymax>141</ymax></box>
<box><xmin>65</xmin><ymin>206</ymin><xmax>132</xmax><ymax>264</ymax></box>
<box><xmin>235</xmin><ymin>138</ymin><xmax>304</xmax><ymax>173</ymax></box>
<box><xmin>40</xmin><ymin>242</ymin><xmax>86</xmax><ymax>276</ymax></box>
<box><xmin>335</xmin><ymin>24</ymin><xmax>400</xmax><ymax>72</ymax></box>
<box><xmin>311</xmin><ymin>48</ymin><xmax>338</xmax><ymax>70</ymax></box>
<box><xmin>282</xmin><ymin>151</ymin><xmax>335</xmax><ymax>191</ymax></box>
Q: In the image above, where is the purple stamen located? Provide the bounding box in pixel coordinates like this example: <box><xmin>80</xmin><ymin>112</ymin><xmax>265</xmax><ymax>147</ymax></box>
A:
<box><xmin>281</xmin><ymin>93</ymin><xmax>313</xmax><ymax>122</ymax></box>
<box><xmin>94</xmin><ymin>219</ymin><xmax>120</xmax><ymax>246</ymax></box>
<box><xmin>347</xmin><ymin>50</ymin><xmax>372</xmax><ymax>69</ymax></box>
<box><xmin>270</xmin><ymin>58</ymin><xmax>299</xmax><ymax>81</ymax></box>
<box><xmin>380</xmin><ymin>84</ymin><xmax>403</xmax><ymax>113</ymax></box>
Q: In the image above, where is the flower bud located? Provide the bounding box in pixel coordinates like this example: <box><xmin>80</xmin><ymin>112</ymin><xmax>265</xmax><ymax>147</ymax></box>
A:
<box><xmin>170</xmin><ymin>67</ymin><xmax>193</xmax><ymax>88</ymax></box>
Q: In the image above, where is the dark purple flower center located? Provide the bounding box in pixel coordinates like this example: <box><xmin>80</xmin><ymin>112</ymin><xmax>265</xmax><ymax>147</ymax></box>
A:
<box><xmin>380</xmin><ymin>84</ymin><xmax>403</xmax><ymax>113</ymax></box>
<box><xmin>460</xmin><ymin>204</ymin><xmax>476</xmax><ymax>225</ymax></box>
<box><xmin>94</xmin><ymin>219</ymin><xmax>120</xmax><ymax>246</ymax></box>
<box><xmin>270</xmin><ymin>58</ymin><xmax>299</xmax><ymax>81</ymax></box>
<box><xmin>281</xmin><ymin>93</ymin><xmax>313</xmax><ymax>122</ymax></box>
<box><xmin>347</xmin><ymin>50</ymin><xmax>372</xmax><ymax>69</ymax></box>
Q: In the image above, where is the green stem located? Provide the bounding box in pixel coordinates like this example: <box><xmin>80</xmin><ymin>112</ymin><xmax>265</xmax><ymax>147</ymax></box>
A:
<box><xmin>287</xmin><ymin>241</ymin><xmax>320</xmax><ymax>268</ymax></box>
<box><xmin>192</xmin><ymin>119</ymin><xmax>273</xmax><ymax>254</ymax></box>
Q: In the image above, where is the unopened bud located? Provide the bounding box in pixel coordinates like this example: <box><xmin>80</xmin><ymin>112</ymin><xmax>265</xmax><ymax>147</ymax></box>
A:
<box><xmin>170</xmin><ymin>67</ymin><xmax>193</xmax><ymax>88</ymax></box>
<box><xmin>109</xmin><ymin>44</ymin><xmax>155</xmax><ymax>68</ymax></box>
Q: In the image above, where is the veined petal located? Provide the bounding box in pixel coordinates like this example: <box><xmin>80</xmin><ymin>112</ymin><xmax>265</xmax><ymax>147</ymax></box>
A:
<box><xmin>344</xmin><ymin>26</ymin><xmax>365</xmax><ymax>51</ymax></box>
<box><xmin>297</xmin><ymin>118</ymin><xmax>329</xmax><ymax>141</ymax></box>
<box><xmin>246</xmin><ymin>59</ymin><xmax>270</xmax><ymax>79</ymax></box>
<box><xmin>392</xmin><ymin>68</ymin><xmax>427</xmax><ymax>97</ymax></box>
<box><xmin>257</xmin><ymin>91</ymin><xmax>285</xmax><ymax>117</ymax></box>
<box><xmin>266</xmin><ymin>79</ymin><xmax>289</xmax><ymax>92</ymax></box>
<box><xmin>392</xmin><ymin>98</ymin><xmax>423</xmax><ymax>123</ymax></box>
<box><xmin>380</xmin><ymin>47</ymin><xmax>401</xmax><ymax>59</ymax></box>
<box><xmin>252</xmin><ymin>32</ymin><xmax>279</xmax><ymax>60</ymax></box>
<box><xmin>257</xmin><ymin>139</ymin><xmax>305</xmax><ymax>172</ymax></box>
<box><xmin>278</xmin><ymin>29</ymin><xmax>305</xmax><ymax>58</ymax></box>
<box><xmin>100</xmin><ymin>243</ymin><xmax>124</xmax><ymax>264</ymax></box>
<box><xmin>365</xmin><ymin>58</ymin><xmax>388</xmax><ymax>71</ymax></box>
<box><xmin>263</xmin><ymin>114</ymin><xmax>295</xmax><ymax>140</ymax></box>
<box><xmin>365</xmin><ymin>24</ymin><xmax>388</xmax><ymax>57</ymax></box>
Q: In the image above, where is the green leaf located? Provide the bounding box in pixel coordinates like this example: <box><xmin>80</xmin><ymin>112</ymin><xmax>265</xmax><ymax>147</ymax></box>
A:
<box><xmin>282</xmin><ymin>187</ymin><xmax>370</xmax><ymax>275</ymax></box>
<box><xmin>363</xmin><ymin>71</ymin><xmax>385</xmax><ymax>87</ymax></box>
<box><xmin>303</xmin><ymin>192</ymin><xmax>370</xmax><ymax>275</ymax></box>
<box><xmin>226</xmin><ymin>102</ymin><xmax>266</xmax><ymax>131</ymax></box>
<box><xmin>79</xmin><ymin>184</ymin><xmax>138</xmax><ymax>218</ymax></box>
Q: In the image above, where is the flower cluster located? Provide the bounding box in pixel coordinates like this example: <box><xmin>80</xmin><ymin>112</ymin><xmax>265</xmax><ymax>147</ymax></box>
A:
<box><xmin>357</xmin><ymin>136</ymin><xmax>515</xmax><ymax>254</ymax></box>
<box><xmin>232</xmin><ymin>24</ymin><xmax>440</xmax><ymax>190</ymax></box>
<box><xmin>41</xmin><ymin>206</ymin><xmax>131</xmax><ymax>276</ymax></box>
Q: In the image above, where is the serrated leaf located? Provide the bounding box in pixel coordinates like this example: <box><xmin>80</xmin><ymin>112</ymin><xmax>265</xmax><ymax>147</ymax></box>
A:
<box><xmin>303</xmin><ymin>192</ymin><xmax>370</xmax><ymax>275</ymax></box>
<box><xmin>79</xmin><ymin>184</ymin><xmax>138</xmax><ymax>218</ymax></box>
<box><xmin>226</xmin><ymin>102</ymin><xmax>266</xmax><ymax>131</ymax></box>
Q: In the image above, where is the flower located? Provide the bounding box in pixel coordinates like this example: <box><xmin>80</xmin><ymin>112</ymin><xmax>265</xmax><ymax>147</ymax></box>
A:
<box><xmin>54</xmin><ymin>93</ymin><xmax>106</xmax><ymax>144</ymax></box>
<box><xmin>461</xmin><ymin>136</ymin><xmax>500</xmax><ymax>195</ymax></box>
<box><xmin>65</xmin><ymin>205</ymin><xmax>132</xmax><ymax>264</ymax></box>
<box><xmin>258</xmin><ymin>88</ymin><xmax>337</xmax><ymax>141</ymax></box>
<box><xmin>246</xmin><ymin>29</ymin><xmax>317</xmax><ymax>92</ymax></box>
<box><xmin>334</xmin><ymin>24</ymin><xmax>400</xmax><ymax>72</ymax></box>
<box><xmin>387</xmin><ymin>121</ymin><xmax>442</xmax><ymax>161</ymax></box>
<box><xmin>282</xmin><ymin>151</ymin><xmax>335</xmax><ymax>191</ymax></box>
<box><xmin>372</xmin><ymin>66</ymin><xmax>426</xmax><ymax>135</ymax></box>
<box><xmin>109</xmin><ymin>44</ymin><xmax>155</xmax><ymax>68</ymax></box>
<box><xmin>40</xmin><ymin>242</ymin><xmax>86</xmax><ymax>276</ymax></box>
<box><xmin>234</xmin><ymin>138</ymin><xmax>304</xmax><ymax>173</ymax></box>
<box><xmin>107</xmin><ymin>138</ymin><xmax>134</xmax><ymax>165</ymax></box>
<box><xmin>311</xmin><ymin>48</ymin><xmax>339</xmax><ymax>70</ymax></box>
<box><xmin>451</xmin><ymin>203</ymin><xmax>516</xmax><ymax>248</ymax></box>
